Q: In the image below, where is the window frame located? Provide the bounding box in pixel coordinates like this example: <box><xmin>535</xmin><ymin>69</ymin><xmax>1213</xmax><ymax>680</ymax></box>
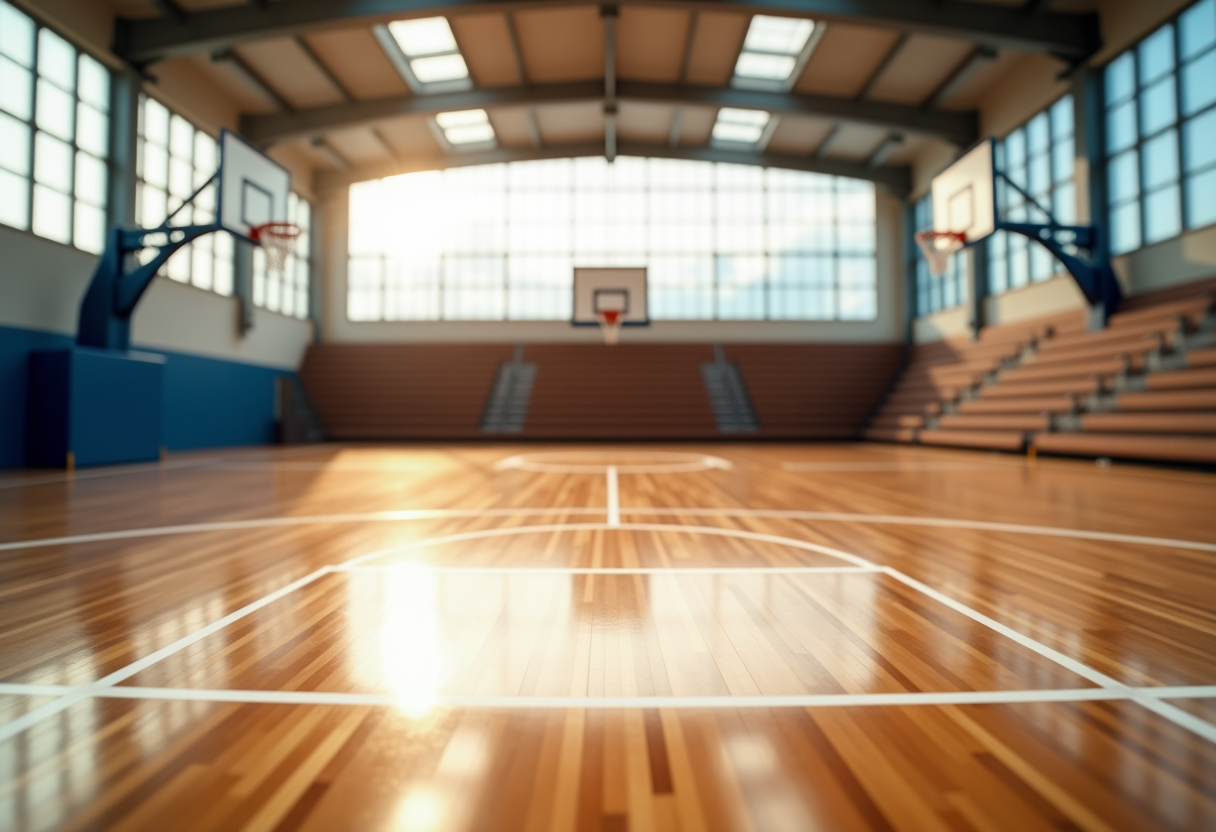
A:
<box><xmin>347</xmin><ymin>157</ymin><xmax>879</xmax><ymax>324</ymax></box>
<box><xmin>0</xmin><ymin>1</ymin><xmax>111</xmax><ymax>254</ymax></box>
<box><xmin>1102</xmin><ymin>0</ymin><xmax>1216</xmax><ymax>256</ymax></box>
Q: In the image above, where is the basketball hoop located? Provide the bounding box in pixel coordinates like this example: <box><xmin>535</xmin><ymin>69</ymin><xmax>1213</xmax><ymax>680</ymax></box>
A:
<box><xmin>915</xmin><ymin>230</ymin><xmax>967</xmax><ymax>277</ymax></box>
<box><xmin>597</xmin><ymin>309</ymin><xmax>624</xmax><ymax>345</ymax></box>
<box><xmin>251</xmin><ymin>222</ymin><xmax>302</xmax><ymax>274</ymax></box>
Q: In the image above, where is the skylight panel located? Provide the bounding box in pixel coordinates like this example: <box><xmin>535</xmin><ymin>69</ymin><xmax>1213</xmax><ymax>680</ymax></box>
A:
<box><xmin>436</xmin><ymin>109</ymin><xmax>495</xmax><ymax>146</ymax></box>
<box><xmin>742</xmin><ymin>16</ymin><xmax>814</xmax><ymax>55</ymax></box>
<box><xmin>410</xmin><ymin>54</ymin><xmax>469</xmax><ymax>83</ymax></box>
<box><xmin>712</xmin><ymin>108</ymin><xmax>771</xmax><ymax>144</ymax></box>
<box><xmin>734</xmin><ymin>53</ymin><xmax>797</xmax><ymax>81</ymax></box>
<box><xmin>388</xmin><ymin>17</ymin><xmax>458</xmax><ymax>56</ymax></box>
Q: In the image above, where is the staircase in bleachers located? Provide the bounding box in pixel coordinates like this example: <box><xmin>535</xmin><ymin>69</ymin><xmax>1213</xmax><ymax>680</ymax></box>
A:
<box><xmin>865</xmin><ymin>277</ymin><xmax>1216</xmax><ymax>464</ymax></box>
<box><xmin>300</xmin><ymin>342</ymin><xmax>902</xmax><ymax>440</ymax></box>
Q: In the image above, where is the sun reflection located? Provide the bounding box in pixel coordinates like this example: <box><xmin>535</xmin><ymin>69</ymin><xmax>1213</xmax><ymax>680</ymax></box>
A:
<box><xmin>378</xmin><ymin>563</ymin><xmax>449</xmax><ymax>717</ymax></box>
<box><xmin>394</xmin><ymin>786</ymin><xmax>446</xmax><ymax>832</ymax></box>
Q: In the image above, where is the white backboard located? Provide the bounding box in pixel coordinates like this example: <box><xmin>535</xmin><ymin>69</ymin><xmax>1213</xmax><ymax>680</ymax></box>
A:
<box><xmin>930</xmin><ymin>138</ymin><xmax>996</xmax><ymax>243</ymax></box>
<box><xmin>218</xmin><ymin>129</ymin><xmax>291</xmax><ymax>242</ymax></box>
<box><xmin>572</xmin><ymin>268</ymin><xmax>649</xmax><ymax>325</ymax></box>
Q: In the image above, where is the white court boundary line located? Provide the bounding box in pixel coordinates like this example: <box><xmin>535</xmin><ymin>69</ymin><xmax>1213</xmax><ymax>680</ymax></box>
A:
<box><xmin>1</xmin><ymin>465</ymin><xmax>1215</xmax><ymax>746</ymax></box>
<box><xmin>4</xmin><ymin>507</ymin><xmax>1213</xmax><ymax>554</ymax></box>
<box><xmin>334</xmin><ymin>565</ymin><xmax>878</xmax><ymax>575</ymax></box>
<box><xmin>606</xmin><ymin>466</ymin><xmax>620</xmax><ymax>526</ymax></box>
<box><xmin>495</xmin><ymin>451</ymin><xmax>732</xmax><ymax>474</ymax></box>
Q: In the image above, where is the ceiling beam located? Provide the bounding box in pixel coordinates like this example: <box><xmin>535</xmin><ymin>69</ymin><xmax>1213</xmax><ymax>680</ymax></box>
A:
<box><xmin>115</xmin><ymin>0</ymin><xmax>1101</xmax><ymax>66</ymax></box>
<box><xmin>148</xmin><ymin>0</ymin><xmax>188</xmax><ymax>23</ymax></box>
<box><xmin>240</xmin><ymin>80</ymin><xmax>978</xmax><ymax>147</ymax></box>
<box><xmin>313</xmin><ymin>141</ymin><xmax>911</xmax><ymax>194</ymax></box>
<box><xmin>924</xmin><ymin>45</ymin><xmax>998</xmax><ymax>109</ymax></box>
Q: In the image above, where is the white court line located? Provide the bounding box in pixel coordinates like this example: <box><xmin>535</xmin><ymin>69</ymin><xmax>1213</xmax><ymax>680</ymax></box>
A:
<box><xmin>0</xmin><ymin>507</ymin><xmax>604</xmax><ymax>553</ymax></box>
<box><xmin>783</xmin><ymin>462</ymin><xmax>1009</xmax><ymax>472</ymax></box>
<box><xmin>0</xmin><ymin>683</ymin><xmax>75</xmax><ymax>697</ymax></box>
<box><xmin>4</xmin><ymin>507</ymin><xmax>1212</xmax><ymax>554</ymax></box>
<box><xmin>338</xmin><ymin>523</ymin><xmax>876</xmax><ymax>570</ymax></box>
<box><xmin>495</xmin><ymin>451</ymin><xmax>732</xmax><ymax>474</ymax></box>
<box><xmin>623</xmin><ymin>508</ymin><xmax>1216</xmax><ymax>553</ymax></box>
<box><xmin>0</xmin><ymin>566</ymin><xmax>336</xmax><ymax>744</ymax></box>
<box><xmin>606</xmin><ymin>465</ymin><xmax>620</xmax><ymax>527</ymax></box>
<box><xmin>333</xmin><ymin>565</ymin><xmax>878</xmax><ymax>576</ymax></box>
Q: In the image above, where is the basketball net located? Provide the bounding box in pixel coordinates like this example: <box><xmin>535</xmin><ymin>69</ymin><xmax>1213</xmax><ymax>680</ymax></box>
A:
<box><xmin>251</xmin><ymin>223</ymin><xmax>302</xmax><ymax>274</ymax></box>
<box><xmin>597</xmin><ymin>309</ymin><xmax>624</xmax><ymax>345</ymax></box>
<box><xmin>915</xmin><ymin>231</ymin><xmax>967</xmax><ymax>277</ymax></box>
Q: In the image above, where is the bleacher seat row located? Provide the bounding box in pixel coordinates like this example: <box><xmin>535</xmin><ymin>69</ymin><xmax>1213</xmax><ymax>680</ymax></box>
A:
<box><xmin>301</xmin><ymin>343</ymin><xmax>903</xmax><ymax>441</ymax></box>
<box><xmin>864</xmin><ymin>278</ymin><xmax>1216</xmax><ymax>464</ymax></box>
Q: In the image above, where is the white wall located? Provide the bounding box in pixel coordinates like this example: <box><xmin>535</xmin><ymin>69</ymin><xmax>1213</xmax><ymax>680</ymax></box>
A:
<box><xmin>0</xmin><ymin>225</ymin><xmax>312</xmax><ymax>369</ymax></box>
<box><xmin>319</xmin><ymin>185</ymin><xmax>906</xmax><ymax>344</ymax></box>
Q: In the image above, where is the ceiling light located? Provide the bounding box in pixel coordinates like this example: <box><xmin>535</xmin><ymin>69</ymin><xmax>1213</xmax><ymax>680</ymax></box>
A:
<box><xmin>734</xmin><ymin>53</ymin><xmax>797</xmax><ymax>81</ymax></box>
<box><xmin>712</xmin><ymin>108</ymin><xmax>771</xmax><ymax>144</ymax></box>
<box><xmin>387</xmin><ymin>17</ymin><xmax>458</xmax><ymax>57</ymax></box>
<box><xmin>444</xmin><ymin>124</ymin><xmax>496</xmax><ymax>145</ymax></box>
<box><xmin>742</xmin><ymin>16</ymin><xmax>815</xmax><ymax>55</ymax></box>
<box><xmin>410</xmin><ymin>54</ymin><xmax>469</xmax><ymax>83</ymax></box>
<box><xmin>436</xmin><ymin>109</ymin><xmax>495</xmax><ymax>146</ymax></box>
<box><xmin>436</xmin><ymin>109</ymin><xmax>489</xmax><ymax>129</ymax></box>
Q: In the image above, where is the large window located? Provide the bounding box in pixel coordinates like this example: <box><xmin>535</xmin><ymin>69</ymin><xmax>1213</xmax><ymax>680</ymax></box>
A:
<box><xmin>252</xmin><ymin>193</ymin><xmax>311</xmax><ymax>320</ymax></box>
<box><xmin>136</xmin><ymin>94</ymin><xmax>233</xmax><ymax>296</ymax></box>
<box><xmin>912</xmin><ymin>195</ymin><xmax>966</xmax><ymax>316</ymax></box>
<box><xmin>0</xmin><ymin>0</ymin><xmax>109</xmax><ymax>253</ymax></box>
<box><xmin>989</xmin><ymin>95</ymin><xmax>1076</xmax><ymax>293</ymax></box>
<box><xmin>348</xmin><ymin>156</ymin><xmax>877</xmax><ymax>322</ymax></box>
<box><xmin>1105</xmin><ymin>0</ymin><xmax>1216</xmax><ymax>255</ymax></box>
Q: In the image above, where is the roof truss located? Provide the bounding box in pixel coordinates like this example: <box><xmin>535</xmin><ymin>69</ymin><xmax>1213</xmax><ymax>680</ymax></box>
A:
<box><xmin>313</xmin><ymin>140</ymin><xmax>912</xmax><ymax>194</ymax></box>
<box><xmin>116</xmin><ymin>0</ymin><xmax>1100</xmax><ymax>66</ymax></box>
<box><xmin>240</xmin><ymin>80</ymin><xmax>978</xmax><ymax>147</ymax></box>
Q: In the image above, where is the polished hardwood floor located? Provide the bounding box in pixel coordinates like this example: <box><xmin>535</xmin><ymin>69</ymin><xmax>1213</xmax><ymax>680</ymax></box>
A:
<box><xmin>1</xmin><ymin>443</ymin><xmax>1215</xmax><ymax>831</ymax></box>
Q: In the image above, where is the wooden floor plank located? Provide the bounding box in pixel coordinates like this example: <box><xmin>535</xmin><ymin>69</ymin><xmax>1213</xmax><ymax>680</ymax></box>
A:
<box><xmin>1</xmin><ymin>443</ymin><xmax>1215</xmax><ymax>830</ymax></box>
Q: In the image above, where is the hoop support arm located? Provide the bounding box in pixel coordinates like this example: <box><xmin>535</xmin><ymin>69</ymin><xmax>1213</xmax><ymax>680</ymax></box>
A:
<box><xmin>77</xmin><ymin>223</ymin><xmax>222</xmax><ymax>350</ymax></box>
<box><xmin>997</xmin><ymin>220</ymin><xmax>1121</xmax><ymax>319</ymax></box>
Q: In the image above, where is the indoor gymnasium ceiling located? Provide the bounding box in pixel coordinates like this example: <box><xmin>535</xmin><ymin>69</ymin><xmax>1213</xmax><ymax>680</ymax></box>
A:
<box><xmin>106</xmin><ymin>0</ymin><xmax>1103</xmax><ymax>193</ymax></box>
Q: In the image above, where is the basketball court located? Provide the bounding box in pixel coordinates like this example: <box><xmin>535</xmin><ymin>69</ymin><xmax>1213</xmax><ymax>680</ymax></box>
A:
<box><xmin>3</xmin><ymin>0</ymin><xmax>1216</xmax><ymax>829</ymax></box>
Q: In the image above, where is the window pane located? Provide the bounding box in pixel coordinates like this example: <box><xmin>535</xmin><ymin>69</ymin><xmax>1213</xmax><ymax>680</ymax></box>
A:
<box><xmin>1107</xmin><ymin>149</ymin><xmax>1140</xmax><ymax>203</ymax></box>
<box><xmin>1182</xmin><ymin>50</ymin><xmax>1216</xmax><ymax>116</ymax></box>
<box><xmin>0</xmin><ymin>2</ymin><xmax>35</xmax><ymax>67</ymax></box>
<box><xmin>1140</xmin><ymin>75</ymin><xmax>1178</xmax><ymax>136</ymax></box>
<box><xmin>33</xmin><ymin>131</ymin><xmax>72</xmax><ymax>192</ymax></box>
<box><xmin>75</xmin><ymin>150</ymin><xmax>105</xmax><ymax>205</ymax></box>
<box><xmin>1186</xmin><ymin>110</ymin><xmax>1216</xmax><ymax>180</ymax></box>
<box><xmin>1143</xmin><ymin>129</ymin><xmax>1180</xmax><ymax>190</ymax></box>
<box><xmin>1111</xmin><ymin>201</ymin><xmax>1141</xmax><ymax>255</ymax></box>
<box><xmin>0</xmin><ymin>55</ymin><xmax>32</xmax><ymax>120</ymax></box>
<box><xmin>1186</xmin><ymin>165</ymin><xmax>1216</xmax><ymax>228</ymax></box>
<box><xmin>143</xmin><ymin>96</ymin><xmax>169</xmax><ymax>145</ymax></box>
<box><xmin>37</xmin><ymin>28</ymin><xmax>75</xmax><ymax>91</ymax></box>
<box><xmin>1051</xmin><ymin>96</ymin><xmax>1074</xmax><ymax>137</ymax></box>
<box><xmin>0</xmin><ymin>167</ymin><xmax>29</xmax><ymax>230</ymax></box>
<box><xmin>35</xmin><ymin>79</ymin><xmax>73</xmax><ymax>140</ymax></box>
<box><xmin>0</xmin><ymin>110</ymin><xmax>30</xmax><ymax>175</ymax></box>
<box><xmin>76</xmin><ymin>102</ymin><xmax>108</xmax><ymax>157</ymax></box>
<box><xmin>1181</xmin><ymin>0</ymin><xmax>1216</xmax><ymax>60</ymax></box>
<box><xmin>1139</xmin><ymin>24</ymin><xmax>1176</xmax><ymax>84</ymax></box>
<box><xmin>1106</xmin><ymin>52</ymin><xmax>1136</xmax><ymax>104</ymax></box>
<box><xmin>1106</xmin><ymin>99</ymin><xmax>1138</xmax><ymax>152</ymax></box>
<box><xmin>169</xmin><ymin>114</ymin><xmax>193</xmax><ymax>158</ymax></box>
<box><xmin>77</xmin><ymin>53</ymin><xmax>109</xmax><ymax>111</ymax></box>
<box><xmin>1144</xmin><ymin>184</ymin><xmax>1182</xmax><ymax>243</ymax></box>
<box><xmin>73</xmin><ymin>200</ymin><xmax>104</xmax><ymax>254</ymax></box>
<box><xmin>1052</xmin><ymin>137</ymin><xmax>1074</xmax><ymax>184</ymax></box>
<box><xmin>32</xmin><ymin>182</ymin><xmax>70</xmax><ymax>242</ymax></box>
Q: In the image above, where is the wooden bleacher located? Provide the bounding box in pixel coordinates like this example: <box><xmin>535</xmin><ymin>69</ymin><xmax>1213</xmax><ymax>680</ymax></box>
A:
<box><xmin>518</xmin><ymin>344</ymin><xmax>719</xmax><ymax>438</ymax></box>
<box><xmin>865</xmin><ymin>276</ymin><xmax>1216</xmax><ymax>464</ymax></box>
<box><xmin>300</xmin><ymin>344</ymin><xmax>515</xmax><ymax>439</ymax></box>
<box><xmin>301</xmin><ymin>342</ymin><xmax>902</xmax><ymax>440</ymax></box>
<box><xmin>724</xmin><ymin>344</ymin><xmax>903</xmax><ymax>439</ymax></box>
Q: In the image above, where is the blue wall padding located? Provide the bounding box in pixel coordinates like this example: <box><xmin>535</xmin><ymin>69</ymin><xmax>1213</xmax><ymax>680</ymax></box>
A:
<box><xmin>1</xmin><ymin>323</ymin><xmax>294</xmax><ymax>469</ymax></box>
<box><xmin>28</xmin><ymin>348</ymin><xmax>165</xmax><ymax>468</ymax></box>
